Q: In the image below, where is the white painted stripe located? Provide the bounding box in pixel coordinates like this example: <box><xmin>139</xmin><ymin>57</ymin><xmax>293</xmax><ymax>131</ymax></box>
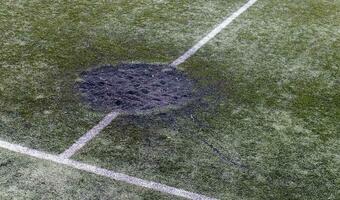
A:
<box><xmin>60</xmin><ymin>111</ymin><xmax>120</xmax><ymax>158</ymax></box>
<box><xmin>0</xmin><ymin>2</ymin><xmax>259</xmax><ymax>199</ymax></box>
<box><xmin>0</xmin><ymin>139</ymin><xmax>217</xmax><ymax>200</ymax></box>
<box><xmin>171</xmin><ymin>0</ymin><xmax>257</xmax><ymax>66</ymax></box>
<box><xmin>59</xmin><ymin>0</ymin><xmax>259</xmax><ymax>160</ymax></box>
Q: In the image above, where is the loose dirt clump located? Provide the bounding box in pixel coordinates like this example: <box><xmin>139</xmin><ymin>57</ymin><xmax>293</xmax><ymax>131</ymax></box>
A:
<box><xmin>76</xmin><ymin>63</ymin><xmax>195</xmax><ymax>113</ymax></box>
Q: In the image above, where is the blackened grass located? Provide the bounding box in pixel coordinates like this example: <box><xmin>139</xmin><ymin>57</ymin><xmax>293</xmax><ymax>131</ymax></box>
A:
<box><xmin>77</xmin><ymin>63</ymin><xmax>195</xmax><ymax>114</ymax></box>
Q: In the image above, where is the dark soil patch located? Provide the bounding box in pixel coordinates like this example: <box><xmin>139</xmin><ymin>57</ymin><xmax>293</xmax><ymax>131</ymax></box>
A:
<box><xmin>76</xmin><ymin>63</ymin><xmax>196</xmax><ymax>114</ymax></box>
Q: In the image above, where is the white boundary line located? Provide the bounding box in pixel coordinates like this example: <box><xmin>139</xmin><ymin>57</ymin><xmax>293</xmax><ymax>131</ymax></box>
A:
<box><xmin>60</xmin><ymin>0</ymin><xmax>258</xmax><ymax>160</ymax></box>
<box><xmin>0</xmin><ymin>1</ymin><xmax>259</xmax><ymax>199</ymax></box>
<box><xmin>171</xmin><ymin>0</ymin><xmax>257</xmax><ymax>66</ymax></box>
<box><xmin>60</xmin><ymin>111</ymin><xmax>120</xmax><ymax>158</ymax></box>
<box><xmin>0</xmin><ymin>139</ymin><xmax>217</xmax><ymax>200</ymax></box>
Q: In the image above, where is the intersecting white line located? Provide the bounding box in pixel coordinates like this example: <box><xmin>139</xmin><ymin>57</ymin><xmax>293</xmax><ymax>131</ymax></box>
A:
<box><xmin>171</xmin><ymin>0</ymin><xmax>258</xmax><ymax>66</ymax></box>
<box><xmin>59</xmin><ymin>111</ymin><xmax>119</xmax><ymax>158</ymax></box>
<box><xmin>60</xmin><ymin>0</ymin><xmax>258</xmax><ymax>160</ymax></box>
<box><xmin>0</xmin><ymin>0</ymin><xmax>258</xmax><ymax>199</ymax></box>
<box><xmin>0</xmin><ymin>140</ymin><xmax>216</xmax><ymax>200</ymax></box>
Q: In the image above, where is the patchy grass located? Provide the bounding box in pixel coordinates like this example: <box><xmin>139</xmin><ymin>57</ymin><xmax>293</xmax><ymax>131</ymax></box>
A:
<box><xmin>0</xmin><ymin>0</ymin><xmax>339</xmax><ymax>199</ymax></box>
<box><xmin>0</xmin><ymin>149</ymin><xmax>180</xmax><ymax>200</ymax></box>
<box><xmin>75</xmin><ymin>0</ymin><xmax>339</xmax><ymax>199</ymax></box>
<box><xmin>0</xmin><ymin>0</ymin><xmax>245</xmax><ymax>152</ymax></box>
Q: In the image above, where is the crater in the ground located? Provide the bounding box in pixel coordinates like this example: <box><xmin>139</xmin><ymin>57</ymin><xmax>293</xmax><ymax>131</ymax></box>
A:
<box><xmin>76</xmin><ymin>63</ymin><xmax>196</xmax><ymax>113</ymax></box>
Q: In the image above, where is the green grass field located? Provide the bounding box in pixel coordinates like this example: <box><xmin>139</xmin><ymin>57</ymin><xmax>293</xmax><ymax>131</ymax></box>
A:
<box><xmin>0</xmin><ymin>0</ymin><xmax>339</xmax><ymax>199</ymax></box>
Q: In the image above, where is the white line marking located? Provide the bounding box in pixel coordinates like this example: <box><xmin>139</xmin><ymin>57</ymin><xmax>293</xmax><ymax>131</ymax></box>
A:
<box><xmin>60</xmin><ymin>0</ymin><xmax>258</xmax><ymax>159</ymax></box>
<box><xmin>0</xmin><ymin>1</ymin><xmax>259</xmax><ymax>199</ymax></box>
<box><xmin>0</xmin><ymin>140</ymin><xmax>217</xmax><ymax>200</ymax></box>
<box><xmin>60</xmin><ymin>111</ymin><xmax>120</xmax><ymax>158</ymax></box>
<box><xmin>171</xmin><ymin>0</ymin><xmax>257</xmax><ymax>66</ymax></box>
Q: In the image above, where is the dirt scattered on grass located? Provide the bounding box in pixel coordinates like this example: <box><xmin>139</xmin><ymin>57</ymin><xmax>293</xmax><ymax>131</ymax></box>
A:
<box><xmin>76</xmin><ymin>63</ymin><xmax>196</xmax><ymax>114</ymax></box>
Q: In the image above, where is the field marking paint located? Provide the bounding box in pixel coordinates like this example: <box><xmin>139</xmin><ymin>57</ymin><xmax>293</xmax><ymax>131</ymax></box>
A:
<box><xmin>171</xmin><ymin>0</ymin><xmax>257</xmax><ymax>66</ymax></box>
<box><xmin>0</xmin><ymin>140</ymin><xmax>217</xmax><ymax>200</ymax></box>
<box><xmin>60</xmin><ymin>0</ymin><xmax>258</xmax><ymax>159</ymax></box>
<box><xmin>0</xmin><ymin>1</ymin><xmax>259</xmax><ymax>199</ymax></box>
<box><xmin>60</xmin><ymin>111</ymin><xmax>119</xmax><ymax>158</ymax></box>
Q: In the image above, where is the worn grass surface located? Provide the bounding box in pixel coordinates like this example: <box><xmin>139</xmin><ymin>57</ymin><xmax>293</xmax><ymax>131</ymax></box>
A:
<box><xmin>0</xmin><ymin>0</ymin><xmax>339</xmax><ymax>199</ymax></box>
<box><xmin>75</xmin><ymin>0</ymin><xmax>340</xmax><ymax>199</ymax></box>
<box><xmin>0</xmin><ymin>0</ymin><xmax>245</xmax><ymax>152</ymax></box>
<box><xmin>0</xmin><ymin>149</ymin><xmax>180</xmax><ymax>200</ymax></box>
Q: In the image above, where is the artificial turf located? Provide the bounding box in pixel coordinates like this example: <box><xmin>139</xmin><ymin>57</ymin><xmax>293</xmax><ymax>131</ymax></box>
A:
<box><xmin>0</xmin><ymin>0</ymin><xmax>339</xmax><ymax>199</ymax></box>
